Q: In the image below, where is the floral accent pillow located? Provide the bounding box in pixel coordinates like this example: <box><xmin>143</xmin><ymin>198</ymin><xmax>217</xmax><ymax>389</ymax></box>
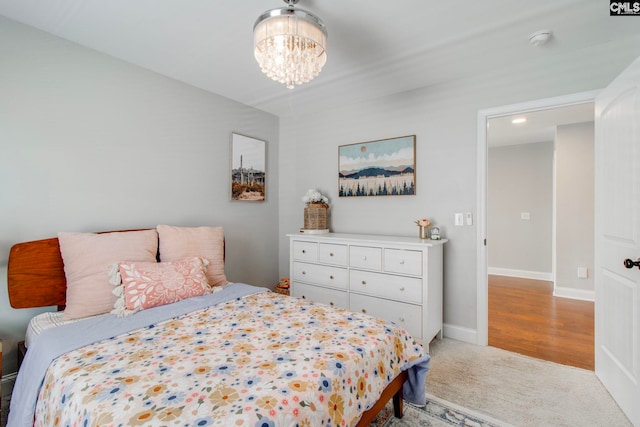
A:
<box><xmin>110</xmin><ymin>257</ymin><xmax>212</xmax><ymax>317</ymax></box>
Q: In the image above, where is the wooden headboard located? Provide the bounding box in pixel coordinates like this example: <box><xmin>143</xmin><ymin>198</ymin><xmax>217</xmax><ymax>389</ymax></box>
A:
<box><xmin>8</xmin><ymin>236</ymin><xmax>68</xmax><ymax>310</ymax></box>
<box><xmin>7</xmin><ymin>229</ymin><xmax>154</xmax><ymax>311</ymax></box>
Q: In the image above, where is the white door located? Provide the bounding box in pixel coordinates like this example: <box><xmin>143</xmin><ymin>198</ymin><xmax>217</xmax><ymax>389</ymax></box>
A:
<box><xmin>595</xmin><ymin>55</ymin><xmax>640</xmax><ymax>426</ymax></box>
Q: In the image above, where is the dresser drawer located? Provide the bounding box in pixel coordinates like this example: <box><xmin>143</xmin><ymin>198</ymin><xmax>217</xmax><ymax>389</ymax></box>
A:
<box><xmin>349</xmin><ymin>246</ymin><xmax>382</xmax><ymax>270</ymax></box>
<box><xmin>292</xmin><ymin>282</ymin><xmax>348</xmax><ymax>309</ymax></box>
<box><xmin>350</xmin><ymin>293</ymin><xmax>422</xmax><ymax>340</ymax></box>
<box><xmin>384</xmin><ymin>249</ymin><xmax>422</xmax><ymax>276</ymax></box>
<box><xmin>319</xmin><ymin>243</ymin><xmax>348</xmax><ymax>266</ymax></box>
<box><xmin>350</xmin><ymin>270</ymin><xmax>422</xmax><ymax>304</ymax></box>
<box><xmin>292</xmin><ymin>240</ymin><xmax>318</xmax><ymax>263</ymax></box>
<box><xmin>292</xmin><ymin>262</ymin><xmax>348</xmax><ymax>290</ymax></box>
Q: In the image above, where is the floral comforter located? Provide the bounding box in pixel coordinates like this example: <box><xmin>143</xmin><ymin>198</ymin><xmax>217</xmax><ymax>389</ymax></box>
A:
<box><xmin>31</xmin><ymin>287</ymin><xmax>429</xmax><ymax>426</ymax></box>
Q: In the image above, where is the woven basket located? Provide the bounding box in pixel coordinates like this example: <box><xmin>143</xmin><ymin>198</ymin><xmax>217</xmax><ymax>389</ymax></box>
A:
<box><xmin>274</xmin><ymin>278</ymin><xmax>290</xmax><ymax>296</ymax></box>
<box><xmin>304</xmin><ymin>204</ymin><xmax>328</xmax><ymax>230</ymax></box>
<box><xmin>274</xmin><ymin>287</ymin><xmax>290</xmax><ymax>296</ymax></box>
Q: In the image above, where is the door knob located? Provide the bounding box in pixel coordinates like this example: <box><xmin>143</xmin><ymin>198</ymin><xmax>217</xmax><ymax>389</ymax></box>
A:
<box><xmin>623</xmin><ymin>258</ymin><xmax>640</xmax><ymax>269</ymax></box>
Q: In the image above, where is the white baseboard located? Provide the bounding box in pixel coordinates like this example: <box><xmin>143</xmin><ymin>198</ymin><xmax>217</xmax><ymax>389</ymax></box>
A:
<box><xmin>442</xmin><ymin>323</ymin><xmax>478</xmax><ymax>345</ymax></box>
<box><xmin>488</xmin><ymin>267</ymin><xmax>553</xmax><ymax>282</ymax></box>
<box><xmin>553</xmin><ymin>286</ymin><xmax>595</xmax><ymax>302</ymax></box>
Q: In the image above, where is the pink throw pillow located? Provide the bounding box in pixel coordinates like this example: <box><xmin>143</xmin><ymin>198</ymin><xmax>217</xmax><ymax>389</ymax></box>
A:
<box><xmin>111</xmin><ymin>257</ymin><xmax>211</xmax><ymax>316</ymax></box>
<box><xmin>157</xmin><ymin>225</ymin><xmax>228</xmax><ymax>287</ymax></box>
<box><xmin>59</xmin><ymin>230</ymin><xmax>159</xmax><ymax>320</ymax></box>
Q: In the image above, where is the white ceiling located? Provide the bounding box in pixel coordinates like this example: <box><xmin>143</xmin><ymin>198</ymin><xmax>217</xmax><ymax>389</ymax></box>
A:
<box><xmin>1</xmin><ymin>0</ymin><xmax>639</xmax><ymax>123</ymax></box>
<box><xmin>488</xmin><ymin>102</ymin><xmax>595</xmax><ymax>147</ymax></box>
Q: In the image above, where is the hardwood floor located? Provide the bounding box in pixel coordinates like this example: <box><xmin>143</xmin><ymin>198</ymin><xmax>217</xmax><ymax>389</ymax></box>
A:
<box><xmin>488</xmin><ymin>275</ymin><xmax>594</xmax><ymax>370</ymax></box>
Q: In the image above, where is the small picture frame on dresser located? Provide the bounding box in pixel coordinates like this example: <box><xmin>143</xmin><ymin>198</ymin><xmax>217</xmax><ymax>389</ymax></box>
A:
<box><xmin>430</xmin><ymin>226</ymin><xmax>441</xmax><ymax>240</ymax></box>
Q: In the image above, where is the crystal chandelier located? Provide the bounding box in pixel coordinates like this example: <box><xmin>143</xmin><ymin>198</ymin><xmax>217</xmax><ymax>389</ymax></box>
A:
<box><xmin>253</xmin><ymin>0</ymin><xmax>327</xmax><ymax>89</ymax></box>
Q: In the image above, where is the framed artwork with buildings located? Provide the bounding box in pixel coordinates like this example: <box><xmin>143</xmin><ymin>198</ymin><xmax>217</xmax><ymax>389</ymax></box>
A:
<box><xmin>231</xmin><ymin>133</ymin><xmax>266</xmax><ymax>202</ymax></box>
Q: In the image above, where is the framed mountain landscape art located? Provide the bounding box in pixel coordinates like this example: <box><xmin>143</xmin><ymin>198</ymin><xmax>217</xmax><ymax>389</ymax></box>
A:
<box><xmin>339</xmin><ymin>135</ymin><xmax>416</xmax><ymax>197</ymax></box>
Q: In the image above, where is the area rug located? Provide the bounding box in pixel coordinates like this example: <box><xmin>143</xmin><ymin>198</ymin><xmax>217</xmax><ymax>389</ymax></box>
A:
<box><xmin>371</xmin><ymin>394</ymin><xmax>512</xmax><ymax>427</ymax></box>
<box><xmin>425</xmin><ymin>338</ymin><xmax>632</xmax><ymax>426</ymax></box>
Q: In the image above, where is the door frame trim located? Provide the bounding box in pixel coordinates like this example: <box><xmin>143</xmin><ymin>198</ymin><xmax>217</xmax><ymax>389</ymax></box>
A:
<box><xmin>476</xmin><ymin>89</ymin><xmax>600</xmax><ymax>346</ymax></box>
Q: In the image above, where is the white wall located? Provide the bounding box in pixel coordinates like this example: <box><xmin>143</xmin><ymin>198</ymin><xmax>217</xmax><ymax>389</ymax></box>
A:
<box><xmin>278</xmin><ymin>45</ymin><xmax>640</xmax><ymax>342</ymax></box>
<box><xmin>0</xmin><ymin>16</ymin><xmax>279</xmax><ymax>375</ymax></box>
<box><xmin>555</xmin><ymin>122</ymin><xmax>595</xmax><ymax>298</ymax></box>
<box><xmin>2</xmin><ymin>14</ymin><xmax>638</xmax><ymax>375</ymax></box>
<box><xmin>488</xmin><ymin>142</ymin><xmax>554</xmax><ymax>278</ymax></box>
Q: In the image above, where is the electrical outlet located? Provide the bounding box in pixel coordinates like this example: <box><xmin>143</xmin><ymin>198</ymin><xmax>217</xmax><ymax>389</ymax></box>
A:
<box><xmin>455</xmin><ymin>213</ymin><xmax>464</xmax><ymax>226</ymax></box>
<box><xmin>465</xmin><ymin>212</ymin><xmax>473</xmax><ymax>226</ymax></box>
<box><xmin>521</xmin><ymin>212</ymin><xmax>531</xmax><ymax>220</ymax></box>
<box><xmin>577</xmin><ymin>267</ymin><xmax>588</xmax><ymax>279</ymax></box>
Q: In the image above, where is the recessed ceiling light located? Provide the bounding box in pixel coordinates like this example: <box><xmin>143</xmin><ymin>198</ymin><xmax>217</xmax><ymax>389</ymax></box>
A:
<box><xmin>512</xmin><ymin>118</ymin><xmax>527</xmax><ymax>124</ymax></box>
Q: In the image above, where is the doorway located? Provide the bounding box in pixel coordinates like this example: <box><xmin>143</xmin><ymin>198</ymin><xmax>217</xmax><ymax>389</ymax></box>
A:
<box><xmin>476</xmin><ymin>91</ymin><xmax>599</xmax><ymax>362</ymax></box>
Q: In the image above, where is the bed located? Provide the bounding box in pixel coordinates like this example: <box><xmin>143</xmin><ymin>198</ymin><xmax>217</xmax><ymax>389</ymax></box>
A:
<box><xmin>6</xmin><ymin>227</ymin><xmax>430</xmax><ymax>426</ymax></box>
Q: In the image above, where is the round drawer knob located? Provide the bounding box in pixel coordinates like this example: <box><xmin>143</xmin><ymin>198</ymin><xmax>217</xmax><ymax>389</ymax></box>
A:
<box><xmin>329</xmin><ymin>302</ymin><xmax>334</xmax><ymax>306</ymax></box>
<box><xmin>400</xmin><ymin>260</ymin><xmax>405</xmax><ymax>264</ymax></box>
<box><xmin>361</xmin><ymin>280</ymin><xmax>367</xmax><ymax>285</ymax></box>
<box><xmin>302</xmin><ymin>249</ymin><xmax>306</xmax><ymax>254</ymax></box>
<box><xmin>302</xmin><ymin>271</ymin><xmax>306</xmax><ymax>275</ymax></box>
<box><xmin>361</xmin><ymin>308</ymin><xmax>367</xmax><ymax>314</ymax></box>
<box><xmin>399</xmin><ymin>287</ymin><xmax>405</xmax><ymax>291</ymax></box>
<box><xmin>301</xmin><ymin>295</ymin><xmax>306</xmax><ymax>299</ymax></box>
<box><xmin>399</xmin><ymin>316</ymin><xmax>405</xmax><ymax>322</ymax></box>
<box><xmin>329</xmin><ymin>252</ymin><xmax>334</xmax><ymax>257</ymax></box>
<box><xmin>329</xmin><ymin>275</ymin><xmax>334</xmax><ymax>280</ymax></box>
<box><xmin>362</xmin><ymin>256</ymin><xmax>367</xmax><ymax>261</ymax></box>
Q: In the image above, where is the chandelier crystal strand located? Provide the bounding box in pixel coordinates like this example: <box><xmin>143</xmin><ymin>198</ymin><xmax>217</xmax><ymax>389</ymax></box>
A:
<box><xmin>254</xmin><ymin>2</ymin><xmax>327</xmax><ymax>89</ymax></box>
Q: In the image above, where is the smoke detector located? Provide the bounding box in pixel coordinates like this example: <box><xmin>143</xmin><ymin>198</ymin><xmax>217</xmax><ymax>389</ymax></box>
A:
<box><xmin>529</xmin><ymin>30</ymin><xmax>552</xmax><ymax>46</ymax></box>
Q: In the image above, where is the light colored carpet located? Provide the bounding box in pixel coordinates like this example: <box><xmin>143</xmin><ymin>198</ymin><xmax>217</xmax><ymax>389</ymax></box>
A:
<box><xmin>426</xmin><ymin>338</ymin><xmax>631</xmax><ymax>427</ymax></box>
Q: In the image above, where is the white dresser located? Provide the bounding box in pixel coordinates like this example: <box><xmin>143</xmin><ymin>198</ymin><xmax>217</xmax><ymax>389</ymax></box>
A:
<box><xmin>287</xmin><ymin>233</ymin><xmax>447</xmax><ymax>348</ymax></box>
